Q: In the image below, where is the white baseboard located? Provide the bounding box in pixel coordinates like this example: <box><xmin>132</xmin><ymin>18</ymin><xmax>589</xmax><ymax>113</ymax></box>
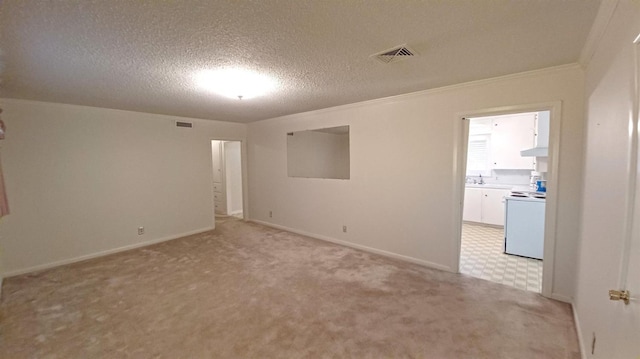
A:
<box><xmin>229</xmin><ymin>210</ymin><xmax>243</xmax><ymax>215</ymax></box>
<box><xmin>4</xmin><ymin>226</ymin><xmax>215</xmax><ymax>278</ymax></box>
<box><xmin>571</xmin><ymin>302</ymin><xmax>587</xmax><ymax>359</ymax></box>
<box><xmin>550</xmin><ymin>292</ymin><xmax>573</xmax><ymax>303</ymax></box>
<box><xmin>250</xmin><ymin>219</ymin><xmax>453</xmax><ymax>272</ymax></box>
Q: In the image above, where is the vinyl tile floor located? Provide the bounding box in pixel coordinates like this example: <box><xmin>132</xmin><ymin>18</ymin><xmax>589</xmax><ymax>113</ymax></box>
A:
<box><xmin>460</xmin><ymin>222</ymin><xmax>543</xmax><ymax>293</ymax></box>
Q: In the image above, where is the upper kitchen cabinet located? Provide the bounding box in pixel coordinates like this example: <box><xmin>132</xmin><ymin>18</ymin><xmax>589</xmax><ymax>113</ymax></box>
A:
<box><xmin>536</xmin><ymin>111</ymin><xmax>550</xmax><ymax>148</ymax></box>
<box><xmin>520</xmin><ymin>110</ymin><xmax>550</xmax><ymax>157</ymax></box>
<box><xmin>490</xmin><ymin>113</ymin><xmax>536</xmax><ymax>170</ymax></box>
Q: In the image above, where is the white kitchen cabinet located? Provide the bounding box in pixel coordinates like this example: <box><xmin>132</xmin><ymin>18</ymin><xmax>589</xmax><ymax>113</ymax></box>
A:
<box><xmin>534</xmin><ymin>111</ymin><xmax>550</xmax><ymax>148</ymax></box>
<box><xmin>463</xmin><ymin>187</ymin><xmax>510</xmax><ymax>226</ymax></box>
<box><xmin>463</xmin><ymin>188</ymin><xmax>482</xmax><ymax>223</ymax></box>
<box><xmin>490</xmin><ymin>113</ymin><xmax>536</xmax><ymax>170</ymax></box>
<box><xmin>481</xmin><ymin>189</ymin><xmax>510</xmax><ymax>226</ymax></box>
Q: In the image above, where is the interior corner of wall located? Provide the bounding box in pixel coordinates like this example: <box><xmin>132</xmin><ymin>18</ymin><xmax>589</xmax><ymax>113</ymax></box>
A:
<box><xmin>0</xmin><ymin>244</ymin><xmax>4</xmax><ymax>294</ymax></box>
<box><xmin>0</xmin><ymin>244</ymin><xmax>4</xmax><ymax>273</ymax></box>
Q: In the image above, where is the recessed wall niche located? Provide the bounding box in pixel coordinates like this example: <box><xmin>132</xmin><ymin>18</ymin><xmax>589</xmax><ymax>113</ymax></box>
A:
<box><xmin>286</xmin><ymin>125</ymin><xmax>350</xmax><ymax>179</ymax></box>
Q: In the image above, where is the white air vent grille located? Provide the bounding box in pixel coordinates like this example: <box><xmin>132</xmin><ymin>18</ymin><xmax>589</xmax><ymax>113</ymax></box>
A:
<box><xmin>372</xmin><ymin>45</ymin><xmax>416</xmax><ymax>64</ymax></box>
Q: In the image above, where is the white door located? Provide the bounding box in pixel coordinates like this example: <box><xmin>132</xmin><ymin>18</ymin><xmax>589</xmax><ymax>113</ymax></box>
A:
<box><xmin>579</xmin><ymin>24</ymin><xmax>640</xmax><ymax>357</ymax></box>
<box><xmin>211</xmin><ymin>140</ymin><xmax>226</xmax><ymax>215</ymax></box>
<box><xmin>608</xmin><ymin>36</ymin><xmax>640</xmax><ymax>359</ymax></box>
<box><xmin>212</xmin><ymin>141</ymin><xmax>222</xmax><ymax>183</ymax></box>
<box><xmin>223</xmin><ymin>141</ymin><xmax>243</xmax><ymax>216</ymax></box>
<box><xmin>613</xmin><ymin>158</ymin><xmax>640</xmax><ymax>357</ymax></box>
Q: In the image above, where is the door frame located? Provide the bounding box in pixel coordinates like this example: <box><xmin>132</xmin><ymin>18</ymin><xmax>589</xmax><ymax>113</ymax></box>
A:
<box><xmin>452</xmin><ymin>101</ymin><xmax>562</xmax><ymax>299</ymax></box>
<box><xmin>210</xmin><ymin>138</ymin><xmax>249</xmax><ymax>226</ymax></box>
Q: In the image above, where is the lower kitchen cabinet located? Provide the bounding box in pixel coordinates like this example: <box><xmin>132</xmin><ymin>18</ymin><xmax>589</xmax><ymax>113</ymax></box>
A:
<box><xmin>463</xmin><ymin>188</ymin><xmax>482</xmax><ymax>223</ymax></box>
<box><xmin>463</xmin><ymin>187</ymin><xmax>510</xmax><ymax>226</ymax></box>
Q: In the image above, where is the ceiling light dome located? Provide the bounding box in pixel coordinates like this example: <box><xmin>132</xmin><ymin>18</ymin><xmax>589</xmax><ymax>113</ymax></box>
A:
<box><xmin>196</xmin><ymin>68</ymin><xmax>277</xmax><ymax>100</ymax></box>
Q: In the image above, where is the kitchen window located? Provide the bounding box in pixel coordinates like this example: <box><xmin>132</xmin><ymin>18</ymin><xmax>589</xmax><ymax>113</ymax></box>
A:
<box><xmin>466</xmin><ymin>134</ymin><xmax>492</xmax><ymax>176</ymax></box>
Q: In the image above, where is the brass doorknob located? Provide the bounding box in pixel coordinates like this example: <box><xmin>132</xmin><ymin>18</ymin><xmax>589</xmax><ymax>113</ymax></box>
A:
<box><xmin>609</xmin><ymin>289</ymin><xmax>630</xmax><ymax>305</ymax></box>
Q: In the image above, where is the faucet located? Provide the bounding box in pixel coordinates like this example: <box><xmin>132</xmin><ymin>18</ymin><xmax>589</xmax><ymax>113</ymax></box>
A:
<box><xmin>478</xmin><ymin>174</ymin><xmax>485</xmax><ymax>185</ymax></box>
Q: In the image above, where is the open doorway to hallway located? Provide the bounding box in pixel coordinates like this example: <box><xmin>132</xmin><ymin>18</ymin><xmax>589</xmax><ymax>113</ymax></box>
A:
<box><xmin>211</xmin><ymin>140</ymin><xmax>244</xmax><ymax>219</ymax></box>
<box><xmin>460</xmin><ymin>111</ymin><xmax>550</xmax><ymax>293</ymax></box>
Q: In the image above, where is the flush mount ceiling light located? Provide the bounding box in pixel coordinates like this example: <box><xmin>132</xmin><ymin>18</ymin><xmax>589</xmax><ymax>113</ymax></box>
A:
<box><xmin>196</xmin><ymin>68</ymin><xmax>277</xmax><ymax>100</ymax></box>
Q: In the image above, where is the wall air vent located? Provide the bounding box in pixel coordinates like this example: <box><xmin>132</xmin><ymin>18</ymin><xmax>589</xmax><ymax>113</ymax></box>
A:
<box><xmin>176</xmin><ymin>121</ymin><xmax>193</xmax><ymax>128</ymax></box>
<box><xmin>371</xmin><ymin>44</ymin><xmax>416</xmax><ymax>64</ymax></box>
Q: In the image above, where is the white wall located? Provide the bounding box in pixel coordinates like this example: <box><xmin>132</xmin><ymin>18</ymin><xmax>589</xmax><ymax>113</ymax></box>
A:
<box><xmin>224</xmin><ymin>141</ymin><xmax>243</xmax><ymax>215</ymax></box>
<box><xmin>575</xmin><ymin>1</ymin><xmax>640</xmax><ymax>357</ymax></box>
<box><xmin>248</xmin><ymin>65</ymin><xmax>585</xmax><ymax>301</ymax></box>
<box><xmin>0</xmin><ymin>99</ymin><xmax>246</xmax><ymax>275</ymax></box>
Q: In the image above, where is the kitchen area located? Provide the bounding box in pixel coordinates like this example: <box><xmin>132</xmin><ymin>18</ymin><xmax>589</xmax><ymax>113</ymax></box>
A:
<box><xmin>461</xmin><ymin>110</ymin><xmax>549</xmax><ymax>293</ymax></box>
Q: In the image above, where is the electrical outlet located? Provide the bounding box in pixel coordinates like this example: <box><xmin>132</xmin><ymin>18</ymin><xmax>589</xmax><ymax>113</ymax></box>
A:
<box><xmin>138</xmin><ymin>227</ymin><xmax>144</xmax><ymax>235</ymax></box>
<box><xmin>269</xmin><ymin>211</ymin><xmax>273</xmax><ymax>218</ymax></box>
<box><xmin>343</xmin><ymin>225</ymin><xmax>347</xmax><ymax>233</ymax></box>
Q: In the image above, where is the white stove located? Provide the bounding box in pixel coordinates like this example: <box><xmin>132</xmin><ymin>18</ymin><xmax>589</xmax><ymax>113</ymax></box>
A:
<box><xmin>504</xmin><ymin>190</ymin><xmax>546</xmax><ymax>259</ymax></box>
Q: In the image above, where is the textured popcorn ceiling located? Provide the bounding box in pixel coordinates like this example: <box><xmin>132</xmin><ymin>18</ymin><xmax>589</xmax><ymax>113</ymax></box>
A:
<box><xmin>0</xmin><ymin>1</ymin><xmax>600</xmax><ymax>123</ymax></box>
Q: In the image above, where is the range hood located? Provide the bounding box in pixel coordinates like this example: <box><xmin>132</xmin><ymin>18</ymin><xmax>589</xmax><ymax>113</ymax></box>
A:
<box><xmin>520</xmin><ymin>147</ymin><xmax>548</xmax><ymax>157</ymax></box>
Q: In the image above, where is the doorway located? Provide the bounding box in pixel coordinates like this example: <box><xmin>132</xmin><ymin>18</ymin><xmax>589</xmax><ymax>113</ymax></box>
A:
<box><xmin>211</xmin><ymin>140</ymin><xmax>244</xmax><ymax>220</ymax></box>
<box><xmin>455</xmin><ymin>104</ymin><xmax>561</xmax><ymax>298</ymax></box>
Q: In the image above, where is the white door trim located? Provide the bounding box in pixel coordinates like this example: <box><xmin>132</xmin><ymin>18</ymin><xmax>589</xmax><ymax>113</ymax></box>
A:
<box><xmin>452</xmin><ymin>101</ymin><xmax>563</xmax><ymax>300</ymax></box>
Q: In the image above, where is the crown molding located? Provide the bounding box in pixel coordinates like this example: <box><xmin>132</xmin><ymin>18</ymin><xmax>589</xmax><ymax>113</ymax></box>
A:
<box><xmin>254</xmin><ymin>63</ymin><xmax>582</xmax><ymax>125</ymax></box>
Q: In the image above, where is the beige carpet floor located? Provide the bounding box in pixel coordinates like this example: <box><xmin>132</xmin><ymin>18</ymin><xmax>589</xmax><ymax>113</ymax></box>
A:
<box><xmin>0</xmin><ymin>217</ymin><xmax>579</xmax><ymax>358</ymax></box>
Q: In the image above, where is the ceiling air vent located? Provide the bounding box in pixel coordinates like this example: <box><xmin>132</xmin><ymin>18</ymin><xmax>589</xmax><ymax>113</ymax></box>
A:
<box><xmin>371</xmin><ymin>44</ymin><xmax>416</xmax><ymax>64</ymax></box>
<box><xmin>176</xmin><ymin>121</ymin><xmax>193</xmax><ymax>128</ymax></box>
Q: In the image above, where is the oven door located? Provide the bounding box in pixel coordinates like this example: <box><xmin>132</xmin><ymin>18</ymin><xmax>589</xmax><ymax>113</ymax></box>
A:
<box><xmin>504</xmin><ymin>197</ymin><xmax>545</xmax><ymax>259</ymax></box>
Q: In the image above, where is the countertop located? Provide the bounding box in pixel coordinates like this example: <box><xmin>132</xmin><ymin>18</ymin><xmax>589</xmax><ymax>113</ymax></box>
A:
<box><xmin>465</xmin><ymin>183</ymin><xmax>517</xmax><ymax>190</ymax></box>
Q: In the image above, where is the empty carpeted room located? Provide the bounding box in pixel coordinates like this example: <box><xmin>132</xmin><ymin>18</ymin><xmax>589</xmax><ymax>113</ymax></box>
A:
<box><xmin>0</xmin><ymin>1</ymin><xmax>639</xmax><ymax>358</ymax></box>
